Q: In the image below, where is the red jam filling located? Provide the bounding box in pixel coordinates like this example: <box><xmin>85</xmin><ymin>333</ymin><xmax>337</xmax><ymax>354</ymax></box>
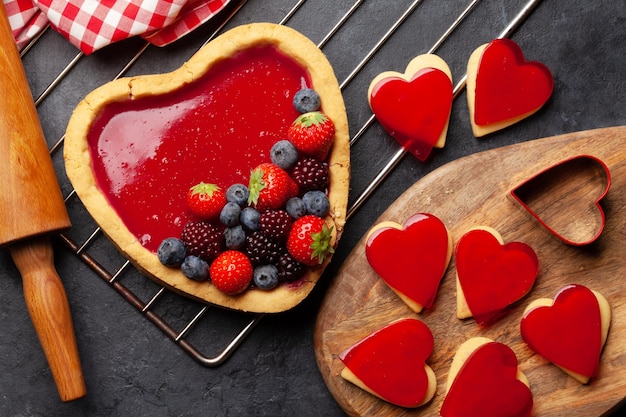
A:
<box><xmin>440</xmin><ymin>341</ymin><xmax>533</xmax><ymax>417</ymax></box>
<box><xmin>455</xmin><ymin>229</ymin><xmax>539</xmax><ymax>325</ymax></box>
<box><xmin>365</xmin><ymin>213</ymin><xmax>450</xmax><ymax>309</ymax></box>
<box><xmin>339</xmin><ymin>318</ymin><xmax>434</xmax><ymax>408</ymax></box>
<box><xmin>88</xmin><ymin>45</ymin><xmax>310</xmax><ymax>252</ymax></box>
<box><xmin>520</xmin><ymin>284</ymin><xmax>602</xmax><ymax>378</ymax></box>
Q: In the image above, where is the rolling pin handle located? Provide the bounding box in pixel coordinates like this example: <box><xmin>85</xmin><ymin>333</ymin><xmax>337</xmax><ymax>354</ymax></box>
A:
<box><xmin>10</xmin><ymin>236</ymin><xmax>86</xmax><ymax>402</ymax></box>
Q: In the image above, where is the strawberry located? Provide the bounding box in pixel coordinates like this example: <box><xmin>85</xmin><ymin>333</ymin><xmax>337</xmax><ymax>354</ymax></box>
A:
<box><xmin>186</xmin><ymin>182</ymin><xmax>227</xmax><ymax>220</ymax></box>
<box><xmin>209</xmin><ymin>250</ymin><xmax>253</xmax><ymax>295</ymax></box>
<box><xmin>286</xmin><ymin>215</ymin><xmax>334</xmax><ymax>266</ymax></box>
<box><xmin>288</xmin><ymin>111</ymin><xmax>335</xmax><ymax>160</ymax></box>
<box><xmin>248</xmin><ymin>163</ymin><xmax>298</xmax><ymax>211</ymax></box>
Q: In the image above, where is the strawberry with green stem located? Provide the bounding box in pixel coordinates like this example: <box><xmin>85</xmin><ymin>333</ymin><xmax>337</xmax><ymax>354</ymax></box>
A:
<box><xmin>248</xmin><ymin>163</ymin><xmax>298</xmax><ymax>211</ymax></box>
<box><xmin>186</xmin><ymin>182</ymin><xmax>227</xmax><ymax>220</ymax></box>
<box><xmin>288</xmin><ymin>111</ymin><xmax>335</xmax><ymax>160</ymax></box>
<box><xmin>287</xmin><ymin>215</ymin><xmax>334</xmax><ymax>266</ymax></box>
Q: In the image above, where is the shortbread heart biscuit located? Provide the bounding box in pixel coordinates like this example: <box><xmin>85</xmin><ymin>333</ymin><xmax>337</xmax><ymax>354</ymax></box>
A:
<box><xmin>368</xmin><ymin>54</ymin><xmax>453</xmax><ymax>160</ymax></box>
<box><xmin>339</xmin><ymin>318</ymin><xmax>437</xmax><ymax>408</ymax></box>
<box><xmin>455</xmin><ymin>226</ymin><xmax>539</xmax><ymax>325</ymax></box>
<box><xmin>365</xmin><ymin>213</ymin><xmax>452</xmax><ymax>312</ymax></box>
<box><xmin>440</xmin><ymin>337</ymin><xmax>533</xmax><ymax>417</ymax></box>
<box><xmin>467</xmin><ymin>38</ymin><xmax>554</xmax><ymax>137</ymax></box>
<box><xmin>520</xmin><ymin>284</ymin><xmax>611</xmax><ymax>384</ymax></box>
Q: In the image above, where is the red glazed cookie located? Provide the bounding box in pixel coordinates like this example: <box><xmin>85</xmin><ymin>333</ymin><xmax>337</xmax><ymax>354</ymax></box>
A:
<box><xmin>520</xmin><ymin>284</ymin><xmax>611</xmax><ymax>384</ymax></box>
<box><xmin>455</xmin><ymin>226</ymin><xmax>539</xmax><ymax>325</ymax></box>
<box><xmin>339</xmin><ymin>318</ymin><xmax>437</xmax><ymax>408</ymax></box>
<box><xmin>365</xmin><ymin>213</ymin><xmax>452</xmax><ymax>312</ymax></box>
<box><xmin>440</xmin><ymin>337</ymin><xmax>533</xmax><ymax>417</ymax></box>
<box><xmin>466</xmin><ymin>38</ymin><xmax>554</xmax><ymax>137</ymax></box>
<box><xmin>368</xmin><ymin>54</ymin><xmax>453</xmax><ymax>161</ymax></box>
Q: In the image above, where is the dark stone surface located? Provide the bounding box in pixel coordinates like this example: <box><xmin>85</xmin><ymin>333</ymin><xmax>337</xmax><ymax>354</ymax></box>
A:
<box><xmin>1</xmin><ymin>0</ymin><xmax>624</xmax><ymax>415</ymax></box>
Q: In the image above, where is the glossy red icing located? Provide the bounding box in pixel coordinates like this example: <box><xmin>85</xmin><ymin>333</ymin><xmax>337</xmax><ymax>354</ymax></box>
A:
<box><xmin>474</xmin><ymin>38</ymin><xmax>553</xmax><ymax>125</ymax></box>
<box><xmin>455</xmin><ymin>228</ymin><xmax>538</xmax><ymax>325</ymax></box>
<box><xmin>440</xmin><ymin>341</ymin><xmax>533</xmax><ymax>417</ymax></box>
<box><xmin>339</xmin><ymin>318</ymin><xmax>434</xmax><ymax>408</ymax></box>
<box><xmin>369</xmin><ymin>67</ymin><xmax>452</xmax><ymax>161</ymax></box>
<box><xmin>520</xmin><ymin>284</ymin><xmax>603</xmax><ymax>378</ymax></box>
<box><xmin>365</xmin><ymin>213</ymin><xmax>450</xmax><ymax>310</ymax></box>
<box><xmin>88</xmin><ymin>46</ymin><xmax>309</xmax><ymax>252</ymax></box>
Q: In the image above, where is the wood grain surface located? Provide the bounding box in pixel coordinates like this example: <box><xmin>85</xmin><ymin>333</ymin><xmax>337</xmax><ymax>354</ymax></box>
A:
<box><xmin>314</xmin><ymin>126</ymin><xmax>626</xmax><ymax>417</ymax></box>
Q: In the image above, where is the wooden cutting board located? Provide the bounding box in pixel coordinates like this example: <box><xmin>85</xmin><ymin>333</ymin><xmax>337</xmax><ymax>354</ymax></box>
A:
<box><xmin>314</xmin><ymin>126</ymin><xmax>626</xmax><ymax>417</ymax></box>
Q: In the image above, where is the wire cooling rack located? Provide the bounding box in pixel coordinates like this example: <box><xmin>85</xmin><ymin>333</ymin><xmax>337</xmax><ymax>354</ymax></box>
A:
<box><xmin>24</xmin><ymin>0</ymin><xmax>544</xmax><ymax>366</ymax></box>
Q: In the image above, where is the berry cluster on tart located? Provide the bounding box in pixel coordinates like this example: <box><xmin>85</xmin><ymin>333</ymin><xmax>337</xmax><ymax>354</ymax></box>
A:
<box><xmin>64</xmin><ymin>23</ymin><xmax>350</xmax><ymax>313</ymax></box>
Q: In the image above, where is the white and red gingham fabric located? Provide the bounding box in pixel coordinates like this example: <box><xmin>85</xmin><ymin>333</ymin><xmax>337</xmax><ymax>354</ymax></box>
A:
<box><xmin>4</xmin><ymin>0</ymin><xmax>230</xmax><ymax>55</ymax></box>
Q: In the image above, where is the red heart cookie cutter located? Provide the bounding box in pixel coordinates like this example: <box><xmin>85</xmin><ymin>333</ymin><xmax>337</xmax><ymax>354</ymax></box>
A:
<box><xmin>509</xmin><ymin>155</ymin><xmax>611</xmax><ymax>246</ymax></box>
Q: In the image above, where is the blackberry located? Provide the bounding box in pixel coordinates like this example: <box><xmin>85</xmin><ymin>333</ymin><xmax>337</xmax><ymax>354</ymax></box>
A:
<box><xmin>290</xmin><ymin>157</ymin><xmax>329</xmax><ymax>192</ymax></box>
<box><xmin>244</xmin><ymin>231</ymin><xmax>283</xmax><ymax>266</ymax></box>
<box><xmin>278</xmin><ymin>252</ymin><xmax>306</xmax><ymax>282</ymax></box>
<box><xmin>180</xmin><ymin>221</ymin><xmax>223</xmax><ymax>262</ymax></box>
<box><xmin>259</xmin><ymin>210</ymin><xmax>293</xmax><ymax>242</ymax></box>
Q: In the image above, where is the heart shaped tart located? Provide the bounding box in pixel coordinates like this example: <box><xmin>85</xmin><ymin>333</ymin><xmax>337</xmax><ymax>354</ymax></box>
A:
<box><xmin>368</xmin><ymin>54</ymin><xmax>453</xmax><ymax>161</ymax></box>
<box><xmin>64</xmin><ymin>23</ymin><xmax>350</xmax><ymax>313</ymax></box>
<box><xmin>467</xmin><ymin>38</ymin><xmax>554</xmax><ymax>137</ymax></box>
<box><xmin>365</xmin><ymin>213</ymin><xmax>452</xmax><ymax>312</ymax></box>
<box><xmin>455</xmin><ymin>226</ymin><xmax>539</xmax><ymax>325</ymax></box>
<box><xmin>520</xmin><ymin>284</ymin><xmax>611</xmax><ymax>384</ymax></box>
<box><xmin>339</xmin><ymin>318</ymin><xmax>437</xmax><ymax>408</ymax></box>
<box><xmin>440</xmin><ymin>337</ymin><xmax>533</xmax><ymax>417</ymax></box>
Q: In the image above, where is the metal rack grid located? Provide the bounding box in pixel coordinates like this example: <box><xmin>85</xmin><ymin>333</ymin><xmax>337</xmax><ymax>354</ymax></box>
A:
<box><xmin>24</xmin><ymin>0</ymin><xmax>543</xmax><ymax>366</ymax></box>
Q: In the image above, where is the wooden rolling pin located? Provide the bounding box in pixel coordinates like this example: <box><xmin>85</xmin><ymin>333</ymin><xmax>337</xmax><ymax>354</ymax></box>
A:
<box><xmin>0</xmin><ymin>3</ymin><xmax>85</xmax><ymax>402</ymax></box>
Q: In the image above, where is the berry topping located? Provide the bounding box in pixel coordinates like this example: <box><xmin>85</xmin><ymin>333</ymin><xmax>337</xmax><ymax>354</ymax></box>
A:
<box><xmin>253</xmin><ymin>264</ymin><xmax>280</xmax><ymax>290</ymax></box>
<box><xmin>240</xmin><ymin>206</ymin><xmax>261</xmax><ymax>232</ymax></box>
<box><xmin>186</xmin><ymin>182</ymin><xmax>227</xmax><ymax>220</ymax></box>
<box><xmin>287</xmin><ymin>215</ymin><xmax>334</xmax><ymax>266</ymax></box>
<box><xmin>248</xmin><ymin>163</ymin><xmax>299</xmax><ymax>211</ymax></box>
<box><xmin>259</xmin><ymin>210</ymin><xmax>293</xmax><ymax>242</ymax></box>
<box><xmin>302</xmin><ymin>190</ymin><xmax>330</xmax><ymax>217</ymax></box>
<box><xmin>180</xmin><ymin>256</ymin><xmax>209</xmax><ymax>281</ymax></box>
<box><xmin>270</xmin><ymin>140</ymin><xmax>299</xmax><ymax>170</ymax></box>
<box><xmin>277</xmin><ymin>252</ymin><xmax>306</xmax><ymax>282</ymax></box>
<box><xmin>220</xmin><ymin>201</ymin><xmax>242</xmax><ymax>227</ymax></box>
<box><xmin>180</xmin><ymin>221</ymin><xmax>223</xmax><ymax>262</ymax></box>
<box><xmin>209</xmin><ymin>250</ymin><xmax>253</xmax><ymax>295</ymax></box>
<box><xmin>157</xmin><ymin>237</ymin><xmax>187</xmax><ymax>267</ymax></box>
<box><xmin>285</xmin><ymin>197</ymin><xmax>307</xmax><ymax>219</ymax></box>
<box><xmin>290</xmin><ymin>157</ymin><xmax>329</xmax><ymax>192</ymax></box>
<box><xmin>288</xmin><ymin>111</ymin><xmax>335</xmax><ymax>160</ymax></box>
<box><xmin>224</xmin><ymin>225</ymin><xmax>246</xmax><ymax>250</ymax></box>
<box><xmin>293</xmin><ymin>88</ymin><xmax>321</xmax><ymax>113</ymax></box>
<box><xmin>244</xmin><ymin>231</ymin><xmax>283</xmax><ymax>266</ymax></box>
<box><xmin>226</xmin><ymin>183</ymin><xmax>250</xmax><ymax>207</ymax></box>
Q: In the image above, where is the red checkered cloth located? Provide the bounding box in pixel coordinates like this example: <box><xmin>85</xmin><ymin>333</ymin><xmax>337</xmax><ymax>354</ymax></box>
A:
<box><xmin>4</xmin><ymin>0</ymin><xmax>230</xmax><ymax>55</ymax></box>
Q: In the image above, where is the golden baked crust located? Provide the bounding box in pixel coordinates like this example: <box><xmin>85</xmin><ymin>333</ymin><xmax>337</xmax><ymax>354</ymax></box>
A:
<box><xmin>64</xmin><ymin>23</ymin><xmax>350</xmax><ymax>313</ymax></box>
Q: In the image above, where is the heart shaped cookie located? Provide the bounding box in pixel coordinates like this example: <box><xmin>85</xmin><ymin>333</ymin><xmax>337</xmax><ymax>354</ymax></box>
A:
<box><xmin>455</xmin><ymin>227</ymin><xmax>539</xmax><ymax>325</ymax></box>
<box><xmin>440</xmin><ymin>337</ymin><xmax>533</xmax><ymax>417</ymax></box>
<box><xmin>365</xmin><ymin>213</ymin><xmax>452</xmax><ymax>312</ymax></box>
<box><xmin>339</xmin><ymin>318</ymin><xmax>436</xmax><ymax>408</ymax></box>
<box><xmin>64</xmin><ymin>23</ymin><xmax>350</xmax><ymax>313</ymax></box>
<box><xmin>467</xmin><ymin>38</ymin><xmax>554</xmax><ymax>137</ymax></box>
<box><xmin>520</xmin><ymin>284</ymin><xmax>611</xmax><ymax>384</ymax></box>
<box><xmin>368</xmin><ymin>54</ymin><xmax>453</xmax><ymax>161</ymax></box>
<box><xmin>510</xmin><ymin>155</ymin><xmax>611</xmax><ymax>246</ymax></box>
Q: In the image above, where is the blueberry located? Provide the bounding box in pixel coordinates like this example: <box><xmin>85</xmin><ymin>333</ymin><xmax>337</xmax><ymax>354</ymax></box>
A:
<box><xmin>303</xmin><ymin>190</ymin><xmax>330</xmax><ymax>217</ymax></box>
<box><xmin>270</xmin><ymin>140</ymin><xmax>299</xmax><ymax>170</ymax></box>
<box><xmin>157</xmin><ymin>237</ymin><xmax>186</xmax><ymax>266</ymax></box>
<box><xmin>220</xmin><ymin>201</ymin><xmax>241</xmax><ymax>227</ymax></box>
<box><xmin>253</xmin><ymin>264</ymin><xmax>279</xmax><ymax>290</ymax></box>
<box><xmin>293</xmin><ymin>88</ymin><xmax>321</xmax><ymax>113</ymax></box>
<box><xmin>181</xmin><ymin>256</ymin><xmax>209</xmax><ymax>281</ymax></box>
<box><xmin>240</xmin><ymin>207</ymin><xmax>261</xmax><ymax>231</ymax></box>
<box><xmin>286</xmin><ymin>197</ymin><xmax>307</xmax><ymax>219</ymax></box>
<box><xmin>226</xmin><ymin>183</ymin><xmax>249</xmax><ymax>207</ymax></box>
<box><xmin>224</xmin><ymin>225</ymin><xmax>246</xmax><ymax>249</ymax></box>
